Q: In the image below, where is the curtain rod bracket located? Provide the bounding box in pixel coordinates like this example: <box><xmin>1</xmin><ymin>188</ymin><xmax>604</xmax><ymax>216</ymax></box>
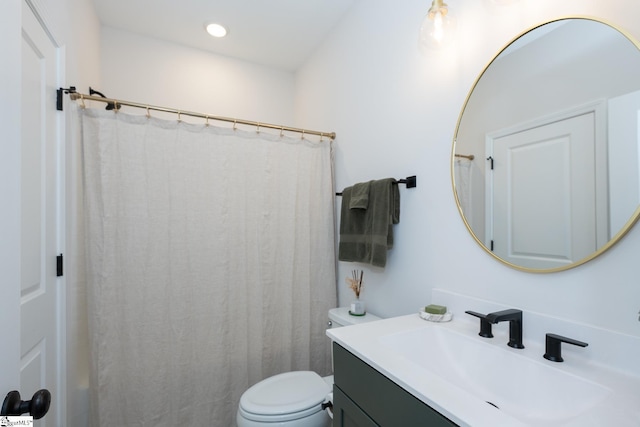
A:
<box><xmin>89</xmin><ymin>87</ymin><xmax>120</xmax><ymax>111</ymax></box>
<box><xmin>56</xmin><ymin>86</ymin><xmax>76</xmax><ymax>111</ymax></box>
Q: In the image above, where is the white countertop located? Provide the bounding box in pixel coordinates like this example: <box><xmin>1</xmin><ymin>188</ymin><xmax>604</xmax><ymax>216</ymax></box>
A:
<box><xmin>327</xmin><ymin>313</ymin><xmax>640</xmax><ymax>427</ymax></box>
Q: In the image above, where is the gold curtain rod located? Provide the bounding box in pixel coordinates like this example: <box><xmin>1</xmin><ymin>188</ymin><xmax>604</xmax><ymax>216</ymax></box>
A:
<box><xmin>455</xmin><ymin>153</ymin><xmax>475</xmax><ymax>160</ymax></box>
<box><xmin>69</xmin><ymin>92</ymin><xmax>336</xmax><ymax>140</ymax></box>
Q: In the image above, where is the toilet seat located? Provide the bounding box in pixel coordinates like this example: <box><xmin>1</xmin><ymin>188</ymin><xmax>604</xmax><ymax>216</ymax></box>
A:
<box><xmin>238</xmin><ymin>371</ymin><xmax>331</xmax><ymax>422</ymax></box>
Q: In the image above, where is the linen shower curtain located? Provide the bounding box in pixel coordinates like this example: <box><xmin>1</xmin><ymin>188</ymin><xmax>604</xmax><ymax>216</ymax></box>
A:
<box><xmin>454</xmin><ymin>157</ymin><xmax>473</xmax><ymax>222</ymax></box>
<box><xmin>79</xmin><ymin>108</ymin><xmax>337</xmax><ymax>426</ymax></box>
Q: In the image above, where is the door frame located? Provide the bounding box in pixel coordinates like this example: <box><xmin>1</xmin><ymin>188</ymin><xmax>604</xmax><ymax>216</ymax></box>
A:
<box><xmin>485</xmin><ymin>99</ymin><xmax>609</xmax><ymax>250</ymax></box>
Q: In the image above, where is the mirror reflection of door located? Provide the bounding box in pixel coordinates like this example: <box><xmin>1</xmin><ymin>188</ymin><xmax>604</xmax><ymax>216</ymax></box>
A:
<box><xmin>453</xmin><ymin>17</ymin><xmax>640</xmax><ymax>271</ymax></box>
<box><xmin>487</xmin><ymin>110</ymin><xmax>603</xmax><ymax>269</ymax></box>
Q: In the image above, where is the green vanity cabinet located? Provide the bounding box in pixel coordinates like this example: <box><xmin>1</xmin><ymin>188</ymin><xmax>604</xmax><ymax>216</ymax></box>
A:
<box><xmin>332</xmin><ymin>343</ymin><xmax>458</xmax><ymax>427</ymax></box>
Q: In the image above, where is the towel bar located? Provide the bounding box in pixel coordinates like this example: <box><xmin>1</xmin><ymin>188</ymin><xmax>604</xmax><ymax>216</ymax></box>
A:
<box><xmin>336</xmin><ymin>176</ymin><xmax>416</xmax><ymax>196</ymax></box>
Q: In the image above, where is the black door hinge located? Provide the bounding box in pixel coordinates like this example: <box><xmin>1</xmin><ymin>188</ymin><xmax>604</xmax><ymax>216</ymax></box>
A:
<box><xmin>56</xmin><ymin>254</ymin><xmax>63</xmax><ymax>277</ymax></box>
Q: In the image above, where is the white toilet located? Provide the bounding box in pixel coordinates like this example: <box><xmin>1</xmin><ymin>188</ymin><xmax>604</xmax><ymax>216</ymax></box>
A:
<box><xmin>236</xmin><ymin>307</ymin><xmax>381</xmax><ymax>427</ymax></box>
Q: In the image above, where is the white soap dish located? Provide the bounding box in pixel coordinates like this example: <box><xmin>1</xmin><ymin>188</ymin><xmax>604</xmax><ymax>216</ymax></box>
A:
<box><xmin>418</xmin><ymin>311</ymin><xmax>453</xmax><ymax>322</ymax></box>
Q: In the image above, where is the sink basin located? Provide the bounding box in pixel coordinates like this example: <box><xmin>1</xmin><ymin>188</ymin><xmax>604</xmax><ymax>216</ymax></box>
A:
<box><xmin>379</xmin><ymin>323</ymin><xmax>611</xmax><ymax>425</ymax></box>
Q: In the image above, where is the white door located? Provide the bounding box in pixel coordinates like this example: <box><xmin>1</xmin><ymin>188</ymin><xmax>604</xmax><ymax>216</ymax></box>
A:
<box><xmin>488</xmin><ymin>112</ymin><xmax>597</xmax><ymax>269</ymax></box>
<box><xmin>0</xmin><ymin>0</ymin><xmax>23</xmax><ymax>405</ymax></box>
<box><xmin>1</xmin><ymin>1</ymin><xmax>62</xmax><ymax>424</ymax></box>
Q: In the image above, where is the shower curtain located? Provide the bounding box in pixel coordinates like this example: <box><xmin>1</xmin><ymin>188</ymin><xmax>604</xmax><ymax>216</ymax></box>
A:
<box><xmin>78</xmin><ymin>108</ymin><xmax>337</xmax><ymax>426</ymax></box>
<box><xmin>454</xmin><ymin>157</ymin><xmax>473</xmax><ymax>223</ymax></box>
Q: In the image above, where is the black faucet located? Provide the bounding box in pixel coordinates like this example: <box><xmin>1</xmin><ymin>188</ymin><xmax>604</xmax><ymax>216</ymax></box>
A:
<box><xmin>465</xmin><ymin>311</ymin><xmax>494</xmax><ymax>338</ymax></box>
<box><xmin>543</xmin><ymin>333</ymin><xmax>588</xmax><ymax>362</ymax></box>
<box><xmin>485</xmin><ymin>309</ymin><xmax>525</xmax><ymax>349</ymax></box>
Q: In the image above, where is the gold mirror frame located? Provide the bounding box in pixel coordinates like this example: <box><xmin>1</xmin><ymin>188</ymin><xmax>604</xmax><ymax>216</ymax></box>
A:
<box><xmin>452</xmin><ymin>16</ymin><xmax>640</xmax><ymax>273</ymax></box>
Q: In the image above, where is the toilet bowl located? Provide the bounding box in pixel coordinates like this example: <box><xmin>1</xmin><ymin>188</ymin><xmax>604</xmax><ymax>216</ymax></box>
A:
<box><xmin>236</xmin><ymin>308</ymin><xmax>381</xmax><ymax>427</ymax></box>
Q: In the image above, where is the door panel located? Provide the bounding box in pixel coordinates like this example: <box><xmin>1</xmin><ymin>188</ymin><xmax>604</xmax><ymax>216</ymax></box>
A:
<box><xmin>490</xmin><ymin>112</ymin><xmax>597</xmax><ymax>269</ymax></box>
<box><xmin>0</xmin><ymin>0</ymin><xmax>22</xmax><ymax>395</ymax></box>
<box><xmin>20</xmin><ymin>1</ymin><xmax>60</xmax><ymax>424</ymax></box>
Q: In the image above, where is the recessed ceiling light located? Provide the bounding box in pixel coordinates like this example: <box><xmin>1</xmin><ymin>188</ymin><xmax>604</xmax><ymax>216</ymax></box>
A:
<box><xmin>206</xmin><ymin>23</ymin><xmax>228</xmax><ymax>38</ymax></box>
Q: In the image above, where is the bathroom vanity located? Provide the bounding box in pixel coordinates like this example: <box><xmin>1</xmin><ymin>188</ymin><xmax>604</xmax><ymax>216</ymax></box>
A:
<box><xmin>332</xmin><ymin>343</ymin><xmax>456</xmax><ymax>426</ymax></box>
<box><xmin>327</xmin><ymin>290</ymin><xmax>640</xmax><ymax>427</ymax></box>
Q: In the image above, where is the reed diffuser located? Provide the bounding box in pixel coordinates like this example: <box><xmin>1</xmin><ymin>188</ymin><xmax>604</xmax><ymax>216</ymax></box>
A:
<box><xmin>347</xmin><ymin>270</ymin><xmax>365</xmax><ymax>315</ymax></box>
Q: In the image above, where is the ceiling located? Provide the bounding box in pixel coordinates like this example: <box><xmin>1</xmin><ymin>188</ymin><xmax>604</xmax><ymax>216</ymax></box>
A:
<box><xmin>93</xmin><ymin>0</ymin><xmax>356</xmax><ymax>72</ymax></box>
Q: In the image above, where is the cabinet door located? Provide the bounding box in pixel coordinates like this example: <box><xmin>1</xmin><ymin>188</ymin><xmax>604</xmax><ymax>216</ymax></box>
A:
<box><xmin>333</xmin><ymin>343</ymin><xmax>458</xmax><ymax>427</ymax></box>
<box><xmin>333</xmin><ymin>386</ymin><xmax>379</xmax><ymax>427</ymax></box>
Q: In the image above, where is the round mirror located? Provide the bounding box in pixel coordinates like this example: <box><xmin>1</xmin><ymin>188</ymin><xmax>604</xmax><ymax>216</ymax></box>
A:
<box><xmin>453</xmin><ymin>17</ymin><xmax>640</xmax><ymax>272</ymax></box>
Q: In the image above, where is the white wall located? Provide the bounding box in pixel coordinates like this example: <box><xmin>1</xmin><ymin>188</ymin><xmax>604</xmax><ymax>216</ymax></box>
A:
<box><xmin>99</xmin><ymin>26</ymin><xmax>296</xmax><ymax>127</ymax></box>
<box><xmin>296</xmin><ymin>0</ymin><xmax>640</xmax><ymax>339</ymax></box>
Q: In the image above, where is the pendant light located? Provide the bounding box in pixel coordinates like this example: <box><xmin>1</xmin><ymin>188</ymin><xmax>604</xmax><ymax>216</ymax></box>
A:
<box><xmin>419</xmin><ymin>0</ymin><xmax>456</xmax><ymax>51</ymax></box>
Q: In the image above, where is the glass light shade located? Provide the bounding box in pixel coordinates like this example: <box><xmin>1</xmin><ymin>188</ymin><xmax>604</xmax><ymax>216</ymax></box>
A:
<box><xmin>419</xmin><ymin>6</ymin><xmax>457</xmax><ymax>51</ymax></box>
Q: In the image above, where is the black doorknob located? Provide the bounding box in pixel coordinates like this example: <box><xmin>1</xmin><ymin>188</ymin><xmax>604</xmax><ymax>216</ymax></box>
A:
<box><xmin>1</xmin><ymin>389</ymin><xmax>51</xmax><ymax>420</ymax></box>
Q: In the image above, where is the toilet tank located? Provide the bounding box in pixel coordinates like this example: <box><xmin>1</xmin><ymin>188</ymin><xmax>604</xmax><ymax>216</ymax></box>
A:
<box><xmin>328</xmin><ymin>307</ymin><xmax>381</xmax><ymax>329</ymax></box>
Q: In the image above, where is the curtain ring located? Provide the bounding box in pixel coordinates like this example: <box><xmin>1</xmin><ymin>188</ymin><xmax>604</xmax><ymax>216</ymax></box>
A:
<box><xmin>79</xmin><ymin>93</ymin><xmax>86</xmax><ymax>109</ymax></box>
<box><xmin>177</xmin><ymin>111</ymin><xmax>182</xmax><ymax>122</ymax></box>
<box><xmin>301</xmin><ymin>129</ymin><xmax>305</xmax><ymax>140</ymax></box>
<box><xmin>320</xmin><ymin>132</ymin><xmax>324</xmax><ymax>142</ymax></box>
<box><xmin>205</xmin><ymin>115</ymin><xmax>210</xmax><ymax>127</ymax></box>
<box><xmin>146</xmin><ymin>106</ymin><xmax>151</xmax><ymax>118</ymax></box>
<box><xmin>256</xmin><ymin>122</ymin><xmax>261</xmax><ymax>134</ymax></box>
<box><xmin>280</xmin><ymin>126</ymin><xmax>284</xmax><ymax>138</ymax></box>
<box><xmin>233</xmin><ymin>120</ymin><xmax>237</xmax><ymax>131</ymax></box>
<box><xmin>113</xmin><ymin>100</ymin><xmax>119</xmax><ymax>112</ymax></box>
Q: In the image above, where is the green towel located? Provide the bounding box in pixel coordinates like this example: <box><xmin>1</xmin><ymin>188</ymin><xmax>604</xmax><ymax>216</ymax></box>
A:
<box><xmin>349</xmin><ymin>181</ymin><xmax>370</xmax><ymax>209</ymax></box>
<box><xmin>338</xmin><ymin>178</ymin><xmax>400</xmax><ymax>267</ymax></box>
